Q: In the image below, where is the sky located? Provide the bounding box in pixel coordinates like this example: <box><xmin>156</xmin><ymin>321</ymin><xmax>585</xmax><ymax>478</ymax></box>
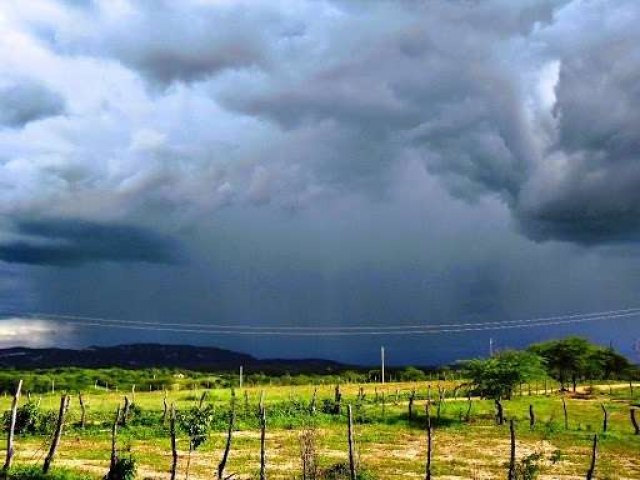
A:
<box><xmin>0</xmin><ymin>0</ymin><xmax>639</xmax><ymax>365</ymax></box>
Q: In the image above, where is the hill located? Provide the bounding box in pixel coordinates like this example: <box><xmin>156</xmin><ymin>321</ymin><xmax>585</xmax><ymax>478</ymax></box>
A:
<box><xmin>0</xmin><ymin>343</ymin><xmax>347</xmax><ymax>373</ymax></box>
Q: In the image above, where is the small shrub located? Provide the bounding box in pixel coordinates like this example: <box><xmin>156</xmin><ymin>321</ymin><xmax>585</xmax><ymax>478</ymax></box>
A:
<box><xmin>514</xmin><ymin>452</ymin><xmax>542</xmax><ymax>480</ymax></box>
<box><xmin>177</xmin><ymin>405</ymin><xmax>214</xmax><ymax>450</ymax></box>
<box><xmin>320</xmin><ymin>463</ymin><xmax>376</xmax><ymax>480</ymax></box>
<box><xmin>105</xmin><ymin>455</ymin><xmax>136</xmax><ymax>480</ymax></box>
<box><xmin>549</xmin><ymin>449</ymin><xmax>563</xmax><ymax>464</ymax></box>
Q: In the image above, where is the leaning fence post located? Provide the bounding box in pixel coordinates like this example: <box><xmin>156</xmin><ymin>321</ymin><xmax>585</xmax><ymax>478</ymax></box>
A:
<box><xmin>586</xmin><ymin>434</ymin><xmax>598</xmax><ymax>480</ymax></box>
<box><xmin>121</xmin><ymin>395</ymin><xmax>131</xmax><ymax>427</ymax></box>
<box><xmin>78</xmin><ymin>392</ymin><xmax>87</xmax><ymax>429</ymax></box>
<box><xmin>507</xmin><ymin>419</ymin><xmax>516</xmax><ymax>480</ymax></box>
<box><xmin>217</xmin><ymin>405</ymin><xmax>235</xmax><ymax>479</ymax></box>
<box><xmin>347</xmin><ymin>405</ymin><xmax>357</xmax><ymax>480</ymax></box>
<box><xmin>162</xmin><ymin>389</ymin><xmax>169</xmax><ymax>425</ymax></box>
<box><xmin>3</xmin><ymin>379</ymin><xmax>23</xmax><ymax>472</ymax></box>
<box><xmin>170</xmin><ymin>404</ymin><xmax>178</xmax><ymax>480</ymax></box>
<box><xmin>43</xmin><ymin>394</ymin><xmax>70</xmax><ymax>473</ymax></box>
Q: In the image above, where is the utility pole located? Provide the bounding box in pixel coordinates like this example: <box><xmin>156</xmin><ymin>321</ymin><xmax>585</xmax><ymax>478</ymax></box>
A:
<box><xmin>239</xmin><ymin>365</ymin><xmax>243</xmax><ymax>389</ymax></box>
<box><xmin>381</xmin><ymin>346</ymin><xmax>385</xmax><ymax>385</ymax></box>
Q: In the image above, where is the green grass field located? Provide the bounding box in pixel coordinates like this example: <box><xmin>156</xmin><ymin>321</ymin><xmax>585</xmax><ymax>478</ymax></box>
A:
<box><xmin>1</xmin><ymin>380</ymin><xmax>639</xmax><ymax>479</ymax></box>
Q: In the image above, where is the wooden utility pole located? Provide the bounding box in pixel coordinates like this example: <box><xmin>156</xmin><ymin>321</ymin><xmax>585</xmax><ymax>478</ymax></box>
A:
<box><xmin>4</xmin><ymin>379</ymin><xmax>23</xmax><ymax>471</ymax></box>
<box><xmin>43</xmin><ymin>395</ymin><xmax>69</xmax><ymax>473</ymax></box>
<box><xmin>239</xmin><ymin>366</ymin><xmax>243</xmax><ymax>389</ymax></box>
<box><xmin>381</xmin><ymin>346</ymin><xmax>385</xmax><ymax>385</ymax></box>
<box><xmin>347</xmin><ymin>405</ymin><xmax>357</xmax><ymax>480</ymax></box>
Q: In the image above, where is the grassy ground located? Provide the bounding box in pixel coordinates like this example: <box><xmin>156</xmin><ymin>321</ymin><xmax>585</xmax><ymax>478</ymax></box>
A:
<box><xmin>1</xmin><ymin>381</ymin><xmax>639</xmax><ymax>479</ymax></box>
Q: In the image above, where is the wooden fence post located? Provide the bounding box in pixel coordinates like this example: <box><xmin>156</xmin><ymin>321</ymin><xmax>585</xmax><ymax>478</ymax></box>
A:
<box><xmin>43</xmin><ymin>395</ymin><xmax>70</xmax><ymax>473</ymax></box>
<box><xmin>408</xmin><ymin>389</ymin><xmax>416</xmax><ymax>421</ymax></box>
<box><xmin>347</xmin><ymin>405</ymin><xmax>357</xmax><ymax>480</ymax></box>
<box><xmin>600</xmin><ymin>404</ymin><xmax>608</xmax><ymax>433</ymax></box>
<box><xmin>425</xmin><ymin>403</ymin><xmax>432</xmax><ymax>480</ymax></box>
<box><xmin>630</xmin><ymin>408</ymin><xmax>639</xmax><ymax>435</ymax></box>
<box><xmin>259</xmin><ymin>405</ymin><xmax>267</xmax><ymax>480</ymax></box>
<box><xmin>3</xmin><ymin>379</ymin><xmax>23</xmax><ymax>471</ymax></box>
<box><xmin>170</xmin><ymin>404</ymin><xmax>178</xmax><ymax>480</ymax></box>
<box><xmin>507</xmin><ymin>419</ymin><xmax>516</xmax><ymax>480</ymax></box>
<box><xmin>436</xmin><ymin>386</ymin><xmax>445</xmax><ymax>422</ymax></box>
<box><xmin>162</xmin><ymin>389</ymin><xmax>168</xmax><ymax>425</ymax></box>
<box><xmin>217</xmin><ymin>406</ymin><xmax>235</xmax><ymax>479</ymax></box>
<box><xmin>121</xmin><ymin>396</ymin><xmax>131</xmax><ymax>427</ymax></box>
<box><xmin>108</xmin><ymin>405</ymin><xmax>121</xmax><ymax>479</ymax></box>
<box><xmin>586</xmin><ymin>434</ymin><xmax>598</xmax><ymax>480</ymax></box>
<box><xmin>562</xmin><ymin>397</ymin><xmax>569</xmax><ymax>430</ymax></box>
<box><xmin>495</xmin><ymin>398</ymin><xmax>504</xmax><ymax>425</ymax></box>
<box><xmin>465</xmin><ymin>392</ymin><xmax>472</xmax><ymax>422</ymax></box>
<box><xmin>334</xmin><ymin>385</ymin><xmax>342</xmax><ymax>415</ymax></box>
<box><xmin>78</xmin><ymin>392</ymin><xmax>87</xmax><ymax>429</ymax></box>
<box><xmin>529</xmin><ymin>404</ymin><xmax>535</xmax><ymax>431</ymax></box>
<box><xmin>309</xmin><ymin>388</ymin><xmax>317</xmax><ymax>415</ymax></box>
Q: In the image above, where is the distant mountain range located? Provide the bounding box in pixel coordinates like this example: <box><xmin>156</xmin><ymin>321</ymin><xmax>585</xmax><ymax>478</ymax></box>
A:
<box><xmin>0</xmin><ymin>344</ymin><xmax>349</xmax><ymax>373</ymax></box>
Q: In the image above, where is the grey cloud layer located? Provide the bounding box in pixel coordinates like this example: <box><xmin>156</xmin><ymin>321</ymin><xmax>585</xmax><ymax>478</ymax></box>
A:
<box><xmin>0</xmin><ymin>81</ymin><xmax>65</xmax><ymax>128</ymax></box>
<box><xmin>1</xmin><ymin>0</ymin><xmax>639</xmax><ymax>247</ymax></box>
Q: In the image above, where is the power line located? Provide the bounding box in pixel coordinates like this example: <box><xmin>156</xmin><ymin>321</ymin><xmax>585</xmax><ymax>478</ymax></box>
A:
<box><xmin>3</xmin><ymin>307</ymin><xmax>639</xmax><ymax>336</ymax></box>
<box><xmin>16</xmin><ymin>306</ymin><xmax>640</xmax><ymax>332</ymax></box>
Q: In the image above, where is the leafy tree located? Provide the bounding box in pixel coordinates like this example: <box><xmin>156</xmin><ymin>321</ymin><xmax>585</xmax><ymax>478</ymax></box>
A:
<box><xmin>464</xmin><ymin>350</ymin><xmax>545</xmax><ymax>399</ymax></box>
<box><xmin>397</xmin><ymin>366</ymin><xmax>426</xmax><ymax>382</ymax></box>
<box><xmin>529</xmin><ymin>337</ymin><xmax>631</xmax><ymax>391</ymax></box>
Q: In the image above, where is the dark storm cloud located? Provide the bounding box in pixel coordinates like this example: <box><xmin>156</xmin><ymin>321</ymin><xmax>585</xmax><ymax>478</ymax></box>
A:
<box><xmin>517</xmin><ymin>2</ymin><xmax>640</xmax><ymax>243</ymax></box>
<box><xmin>6</xmin><ymin>0</ymin><xmax>639</xmax><ymax>245</ymax></box>
<box><xmin>0</xmin><ymin>220</ymin><xmax>182</xmax><ymax>266</ymax></box>
<box><xmin>0</xmin><ymin>82</ymin><xmax>65</xmax><ymax>128</ymax></box>
<box><xmin>1</xmin><ymin>0</ymin><xmax>640</xmax><ymax>362</ymax></box>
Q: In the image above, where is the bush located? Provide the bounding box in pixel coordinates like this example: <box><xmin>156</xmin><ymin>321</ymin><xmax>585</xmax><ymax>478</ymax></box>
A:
<box><xmin>2</xmin><ymin>402</ymin><xmax>56</xmax><ymax>435</ymax></box>
<box><xmin>7</xmin><ymin>465</ymin><xmax>93</xmax><ymax>480</ymax></box>
<box><xmin>320</xmin><ymin>463</ymin><xmax>376</xmax><ymax>480</ymax></box>
<box><xmin>105</xmin><ymin>456</ymin><xmax>136</xmax><ymax>480</ymax></box>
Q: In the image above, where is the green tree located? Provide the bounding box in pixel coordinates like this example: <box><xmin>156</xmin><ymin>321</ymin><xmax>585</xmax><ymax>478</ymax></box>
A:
<box><xmin>529</xmin><ymin>337</ymin><xmax>630</xmax><ymax>391</ymax></box>
<box><xmin>464</xmin><ymin>350</ymin><xmax>545</xmax><ymax>399</ymax></box>
<box><xmin>398</xmin><ymin>366</ymin><xmax>426</xmax><ymax>382</ymax></box>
